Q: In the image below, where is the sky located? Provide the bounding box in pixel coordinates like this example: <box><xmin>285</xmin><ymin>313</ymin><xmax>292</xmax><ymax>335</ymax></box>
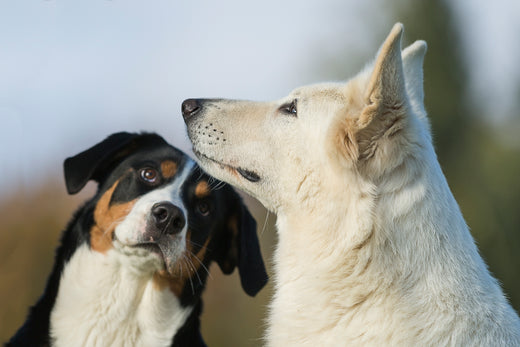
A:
<box><xmin>1</xmin><ymin>0</ymin><xmax>519</xmax><ymax>196</ymax></box>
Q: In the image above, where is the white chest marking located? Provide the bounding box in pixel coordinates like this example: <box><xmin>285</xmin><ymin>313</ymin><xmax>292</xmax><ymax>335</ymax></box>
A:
<box><xmin>50</xmin><ymin>244</ymin><xmax>192</xmax><ymax>346</ymax></box>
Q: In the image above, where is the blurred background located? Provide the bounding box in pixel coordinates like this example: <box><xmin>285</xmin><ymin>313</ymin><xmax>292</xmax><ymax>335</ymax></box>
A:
<box><xmin>1</xmin><ymin>0</ymin><xmax>519</xmax><ymax>345</ymax></box>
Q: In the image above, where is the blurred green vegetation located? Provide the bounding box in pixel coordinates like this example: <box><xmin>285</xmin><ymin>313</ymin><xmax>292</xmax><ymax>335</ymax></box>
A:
<box><xmin>1</xmin><ymin>1</ymin><xmax>519</xmax><ymax>345</ymax></box>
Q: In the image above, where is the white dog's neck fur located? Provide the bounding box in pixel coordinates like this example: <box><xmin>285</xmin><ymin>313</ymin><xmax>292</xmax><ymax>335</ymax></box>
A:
<box><xmin>266</xmin><ymin>26</ymin><xmax>520</xmax><ymax>346</ymax></box>
<box><xmin>270</xmin><ymin>149</ymin><xmax>514</xmax><ymax>345</ymax></box>
<box><xmin>50</xmin><ymin>244</ymin><xmax>192</xmax><ymax>347</ymax></box>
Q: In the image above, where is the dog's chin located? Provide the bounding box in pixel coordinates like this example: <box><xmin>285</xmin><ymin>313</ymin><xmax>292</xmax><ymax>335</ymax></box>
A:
<box><xmin>114</xmin><ymin>237</ymin><xmax>182</xmax><ymax>275</ymax></box>
<box><xmin>193</xmin><ymin>149</ymin><xmax>261</xmax><ymax>183</ymax></box>
<box><xmin>133</xmin><ymin>242</ymin><xmax>164</xmax><ymax>260</ymax></box>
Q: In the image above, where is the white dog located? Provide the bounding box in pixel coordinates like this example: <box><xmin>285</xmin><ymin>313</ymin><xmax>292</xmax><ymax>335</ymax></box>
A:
<box><xmin>182</xmin><ymin>23</ymin><xmax>520</xmax><ymax>346</ymax></box>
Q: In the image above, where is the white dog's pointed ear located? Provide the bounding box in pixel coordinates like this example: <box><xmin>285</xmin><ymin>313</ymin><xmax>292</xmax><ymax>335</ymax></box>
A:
<box><xmin>349</xmin><ymin>23</ymin><xmax>408</xmax><ymax>161</ymax></box>
<box><xmin>359</xmin><ymin>23</ymin><xmax>406</xmax><ymax>129</ymax></box>
<box><xmin>402</xmin><ymin>40</ymin><xmax>427</xmax><ymax>111</ymax></box>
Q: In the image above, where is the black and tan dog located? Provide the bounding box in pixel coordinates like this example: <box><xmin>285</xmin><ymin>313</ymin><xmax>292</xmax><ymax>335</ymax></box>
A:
<box><xmin>7</xmin><ymin>132</ymin><xmax>267</xmax><ymax>346</ymax></box>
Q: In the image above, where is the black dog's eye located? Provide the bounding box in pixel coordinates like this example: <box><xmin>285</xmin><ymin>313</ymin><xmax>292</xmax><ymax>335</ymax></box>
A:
<box><xmin>197</xmin><ymin>201</ymin><xmax>211</xmax><ymax>216</ymax></box>
<box><xmin>139</xmin><ymin>168</ymin><xmax>159</xmax><ymax>184</ymax></box>
<box><xmin>279</xmin><ymin>99</ymin><xmax>297</xmax><ymax>117</ymax></box>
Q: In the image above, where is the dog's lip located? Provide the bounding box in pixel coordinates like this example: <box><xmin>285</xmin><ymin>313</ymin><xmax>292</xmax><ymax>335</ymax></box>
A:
<box><xmin>194</xmin><ymin>150</ymin><xmax>261</xmax><ymax>182</ymax></box>
<box><xmin>132</xmin><ymin>241</ymin><xmax>173</xmax><ymax>271</ymax></box>
<box><xmin>133</xmin><ymin>241</ymin><xmax>163</xmax><ymax>255</ymax></box>
<box><xmin>113</xmin><ymin>235</ymin><xmax>184</xmax><ymax>275</ymax></box>
<box><xmin>236</xmin><ymin>168</ymin><xmax>261</xmax><ymax>182</ymax></box>
<box><xmin>114</xmin><ymin>234</ymin><xmax>165</xmax><ymax>259</ymax></box>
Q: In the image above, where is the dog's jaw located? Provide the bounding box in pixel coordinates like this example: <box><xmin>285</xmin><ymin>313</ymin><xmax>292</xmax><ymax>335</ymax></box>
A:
<box><xmin>185</xmin><ymin>99</ymin><xmax>272</xmax><ymax>173</ymax></box>
<box><xmin>193</xmin><ymin>149</ymin><xmax>260</xmax><ymax>182</ymax></box>
<box><xmin>187</xmin><ymin>123</ymin><xmax>280</xmax><ymax>210</ymax></box>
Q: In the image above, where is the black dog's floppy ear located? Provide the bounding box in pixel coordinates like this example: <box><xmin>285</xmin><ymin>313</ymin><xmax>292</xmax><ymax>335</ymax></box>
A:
<box><xmin>217</xmin><ymin>195</ymin><xmax>268</xmax><ymax>297</ymax></box>
<box><xmin>237</xmin><ymin>204</ymin><xmax>268</xmax><ymax>296</ymax></box>
<box><xmin>63</xmin><ymin>132</ymin><xmax>141</xmax><ymax>195</ymax></box>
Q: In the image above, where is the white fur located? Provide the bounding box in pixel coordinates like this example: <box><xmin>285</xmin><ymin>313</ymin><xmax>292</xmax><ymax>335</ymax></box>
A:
<box><xmin>50</xmin><ymin>161</ymin><xmax>196</xmax><ymax>346</ymax></box>
<box><xmin>186</xmin><ymin>23</ymin><xmax>520</xmax><ymax>346</ymax></box>
<box><xmin>50</xmin><ymin>245</ymin><xmax>192</xmax><ymax>346</ymax></box>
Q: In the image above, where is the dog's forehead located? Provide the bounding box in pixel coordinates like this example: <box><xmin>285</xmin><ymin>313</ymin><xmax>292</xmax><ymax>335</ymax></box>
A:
<box><xmin>134</xmin><ymin>159</ymin><xmax>196</xmax><ymax>206</ymax></box>
<box><xmin>102</xmin><ymin>144</ymin><xmax>197</xmax><ymax>204</ymax></box>
<box><xmin>290</xmin><ymin>82</ymin><xmax>346</xmax><ymax>101</ymax></box>
<box><xmin>124</xmin><ymin>143</ymin><xmax>185</xmax><ymax>168</ymax></box>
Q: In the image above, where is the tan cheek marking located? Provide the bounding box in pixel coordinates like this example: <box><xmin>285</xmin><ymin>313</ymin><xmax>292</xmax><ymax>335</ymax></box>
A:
<box><xmin>194</xmin><ymin>180</ymin><xmax>210</xmax><ymax>198</ymax></box>
<box><xmin>91</xmin><ymin>180</ymin><xmax>137</xmax><ymax>254</ymax></box>
<box><xmin>153</xmin><ymin>230</ymin><xmax>211</xmax><ymax>296</ymax></box>
<box><xmin>161</xmin><ymin>160</ymin><xmax>178</xmax><ymax>179</ymax></box>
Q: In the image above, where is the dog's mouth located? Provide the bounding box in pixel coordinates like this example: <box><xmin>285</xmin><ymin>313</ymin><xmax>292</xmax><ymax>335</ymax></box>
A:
<box><xmin>134</xmin><ymin>241</ymin><xmax>163</xmax><ymax>256</ymax></box>
<box><xmin>194</xmin><ymin>150</ymin><xmax>261</xmax><ymax>183</ymax></box>
<box><xmin>114</xmin><ymin>234</ymin><xmax>182</xmax><ymax>275</ymax></box>
<box><xmin>236</xmin><ymin>168</ymin><xmax>261</xmax><ymax>182</ymax></box>
<box><xmin>113</xmin><ymin>234</ymin><xmax>163</xmax><ymax>259</ymax></box>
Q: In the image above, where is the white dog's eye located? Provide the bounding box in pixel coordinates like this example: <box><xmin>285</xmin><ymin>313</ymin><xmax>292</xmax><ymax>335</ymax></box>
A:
<box><xmin>139</xmin><ymin>168</ymin><xmax>159</xmax><ymax>184</ymax></box>
<box><xmin>279</xmin><ymin>99</ymin><xmax>297</xmax><ymax>117</ymax></box>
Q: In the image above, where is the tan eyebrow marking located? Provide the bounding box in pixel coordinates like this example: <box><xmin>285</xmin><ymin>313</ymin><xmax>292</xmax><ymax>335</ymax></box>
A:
<box><xmin>161</xmin><ymin>160</ymin><xmax>178</xmax><ymax>179</ymax></box>
<box><xmin>195</xmin><ymin>180</ymin><xmax>210</xmax><ymax>198</ymax></box>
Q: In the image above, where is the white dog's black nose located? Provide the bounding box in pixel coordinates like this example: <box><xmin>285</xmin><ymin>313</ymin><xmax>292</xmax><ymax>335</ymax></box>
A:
<box><xmin>182</xmin><ymin>99</ymin><xmax>202</xmax><ymax>120</ymax></box>
<box><xmin>152</xmin><ymin>202</ymin><xmax>185</xmax><ymax>235</ymax></box>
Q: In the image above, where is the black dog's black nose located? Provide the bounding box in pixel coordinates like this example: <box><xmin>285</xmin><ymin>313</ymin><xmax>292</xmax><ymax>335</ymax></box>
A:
<box><xmin>182</xmin><ymin>99</ymin><xmax>202</xmax><ymax>120</ymax></box>
<box><xmin>152</xmin><ymin>202</ymin><xmax>186</xmax><ymax>235</ymax></box>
